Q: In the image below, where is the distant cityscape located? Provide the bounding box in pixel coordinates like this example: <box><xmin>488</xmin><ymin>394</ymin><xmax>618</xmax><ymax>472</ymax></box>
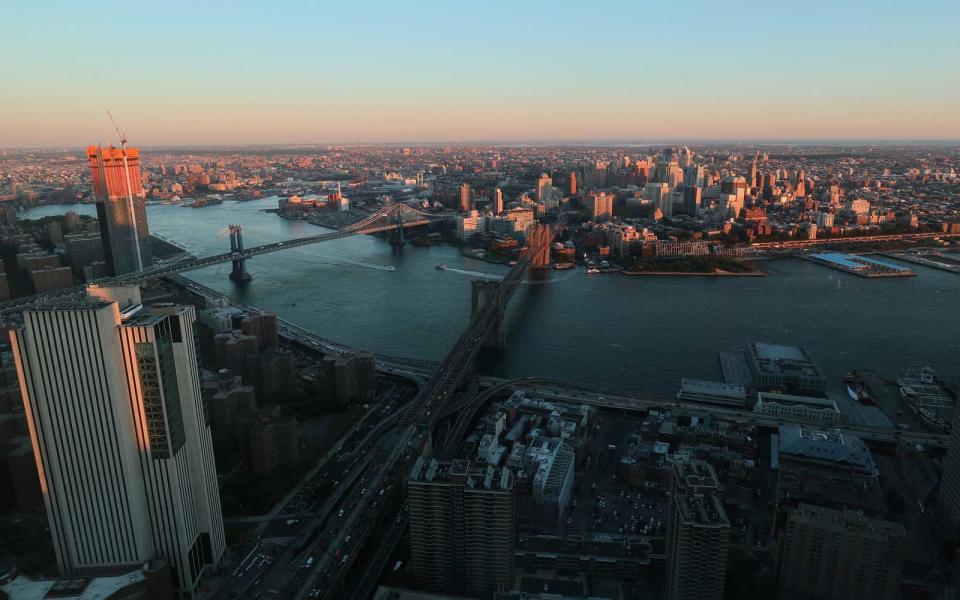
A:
<box><xmin>0</xmin><ymin>140</ymin><xmax>957</xmax><ymax>600</ymax></box>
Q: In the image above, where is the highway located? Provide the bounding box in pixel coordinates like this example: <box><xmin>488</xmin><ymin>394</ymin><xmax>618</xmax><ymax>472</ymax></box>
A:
<box><xmin>749</xmin><ymin>230</ymin><xmax>960</xmax><ymax>250</ymax></box>
<box><xmin>162</xmin><ymin>237</ymin><xmax>952</xmax><ymax>599</ymax></box>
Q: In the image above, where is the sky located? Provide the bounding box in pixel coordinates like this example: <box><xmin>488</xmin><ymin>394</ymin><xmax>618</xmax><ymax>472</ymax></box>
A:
<box><xmin>1</xmin><ymin>0</ymin><xmax>958</xmax><ymax>147</ymax></box>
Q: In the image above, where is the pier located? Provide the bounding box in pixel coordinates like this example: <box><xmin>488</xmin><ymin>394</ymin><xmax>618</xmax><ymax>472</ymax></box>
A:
<box><xmin>806</xmin><ymin>252</ymin><xmax>915</xmax><ymax>278</ymax></box>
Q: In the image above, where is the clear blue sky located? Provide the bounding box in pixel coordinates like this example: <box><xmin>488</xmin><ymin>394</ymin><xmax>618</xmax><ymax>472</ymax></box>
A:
<box><xmin>1</xmin><ymin>0</ymin><xmax>958</xmax><ymax>146</ymax></box>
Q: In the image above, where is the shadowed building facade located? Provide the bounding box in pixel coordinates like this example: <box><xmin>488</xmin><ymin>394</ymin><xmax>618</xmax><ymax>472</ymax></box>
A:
<box><xmin>87</xmin><ymin>144</ymin><xmax>153</xmax><ymax>276</ymax></box>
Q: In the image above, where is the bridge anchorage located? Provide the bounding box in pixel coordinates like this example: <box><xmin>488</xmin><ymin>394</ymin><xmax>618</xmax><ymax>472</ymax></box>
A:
<box><xmin>227</xmin><ymin>224</ymin><xmax>252</xmax><ymax>282</ymax></box>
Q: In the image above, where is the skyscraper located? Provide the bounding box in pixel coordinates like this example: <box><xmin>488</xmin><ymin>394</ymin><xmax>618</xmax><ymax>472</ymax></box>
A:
<box><xmin>938</xmin><ymin>401</ymin><xmax>960</xmax><ymax>531</ymax></box>
<box><xmin>682</xmin><ymin>187</ymin><xmax>702</xmax><ymax>216</ymax></box>
<box><xmin>536</xmin><ymin>172</ymin><xmax>552</xmax><ymax>204</ymax></box>
<box><xmin>87</xmin><ymin>145</ymin><xmax>153</xmax><ymax>276</ymax></box>
<box><xmin>492</xmin><ymin>187</ymin><xmax>504</xmax><ymax>215</ymax></box>
<box><xmin>665</xmin><ymin>456</ymin><xmax>730</xmax><ymax>600</ymax></box>
<box><xmin>408</xmin><ymin>458</ymin><xmax>515</xmax><ymax>599</ymax></box>
<box><xmin>583</xmin><ymin>191</ymin><xmax>614</xmax><ymax>220</ymax></box>
<box><xmin>10</xmin><ymin>285</ymin><xmax>224</xmax><ymax>597</ymax></box>
<box><xmin>682</xmin><ymin>165</ymin><xmax>705</xmax><ymax>189</ymax></box>
<box><xmin>459</xmin><ymin>182</ymin><xmax>473</xmax><ymax>213</ymax></box>
<box><xmin>777</xmin><ymin>503</ymin><xmax>904</xmax><ymax>600</ymax></box>
<box><xmin>568</xmin><ymin>171</ymin><xmax>577</xmax><ymax>196</ymax></box>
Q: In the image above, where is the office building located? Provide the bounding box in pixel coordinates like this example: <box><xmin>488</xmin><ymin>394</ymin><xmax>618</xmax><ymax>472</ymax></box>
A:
<box><xmin>408</xmin><ymin>458</ymin><xmax>515</xmax><ymax>599</ymax></box>
<box><xmin>492</xmin><ymin>187</ymin><xmax>503</xmax><ymax>214</ymax></box>
<box><xmin>665</xmin><ymin>456</ymin><xmax>730</xmax><ymax>600</ymax></box>
<box><xmin>778</xmin><ymin>503</ymin><xmax>904</xmax><ymax>600</ymax></box>
<box><xmin>459</xmin><ymin>182</ymin><xmax>473</xmax><ymax>213</ymax></box>
<box><xmin>938</xmin><ymin>401</ymin><xmax>960</xmax><ymax>530</ymax></box>
<box><xmin>682</xmin><ymin>165</ymin><xmax>705</xmax><ymax>189</ymax></box>
<box><xmin>0</xmin><ymin>560</ymin><xmax>173</xmax><ymax>599</ymax></box>
<box><xmin>536</xmin><ymin>173</ymin><xmax>552</xmax><ymax>204</ymax></box>
<box><xmin>10</xmin><ymin>285</ymin><xmax>225</xmax><ymax>597</ymax></box>
<box><xmin>682</xmin><ymin>187</ymin><xmax>701</xmax><ymax>216</ymax></box>
<box><xmin>87</xmin><ymin>145</ymin><xmax>153</xmax><ymax>276</ymax></box>
<box><xmin>583</xmin><ymin>191</ymin><xmax>614</xmax><ymax>220</ymax></box>
<box><xmin>718</xmin><ymin>193</ymin><xmax>742</xmax><ymax>220</ymax></box>
<box><xmin>774</xmin><ymin>425</ymin><xmax>884</xmax><ymax>521</ymax></box>
<box><xmin>642</xmin><ymin>183</ymin><xmax>671</xmax><ymax>216</ymax></box>
<box><xmin>568</xmin><ymin>171</ymin><xmax>577</xmax><ymax>196</ymax></box>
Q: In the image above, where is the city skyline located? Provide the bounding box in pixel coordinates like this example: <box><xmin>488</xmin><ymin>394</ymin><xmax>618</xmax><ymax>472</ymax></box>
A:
<box><xmin>2</xmin><ymin>0</ymin><xmax>959</xmax><ymax>147</ymax></box>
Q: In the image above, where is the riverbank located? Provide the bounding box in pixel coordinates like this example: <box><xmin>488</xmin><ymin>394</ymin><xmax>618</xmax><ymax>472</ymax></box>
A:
<box><xmin>620</xmin><ymin>269</ymin><xmax>768</xmax><ymax>277</ymax></box>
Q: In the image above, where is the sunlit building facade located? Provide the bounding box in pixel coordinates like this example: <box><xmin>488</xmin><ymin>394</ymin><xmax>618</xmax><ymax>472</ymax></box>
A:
<box><xmin>10</xmin><ymin>285</ymin><xmax>224</xmax><ymax>598</ymax></box>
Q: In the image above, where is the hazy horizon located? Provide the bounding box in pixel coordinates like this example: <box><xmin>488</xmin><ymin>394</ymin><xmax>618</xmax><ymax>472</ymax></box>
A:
<box><xmin>4</xmin><ymin>138</ymin><xmax>960</xmax><ymax>152</ymax></box>
<box><xmin>2</xmin><ymin>0</ymin><xmax>957</xmax><ymax>147</ymax></box>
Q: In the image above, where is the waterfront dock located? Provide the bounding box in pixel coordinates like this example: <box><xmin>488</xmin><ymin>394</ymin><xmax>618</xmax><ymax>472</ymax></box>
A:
<box><xmin>881</xmin><ymin>251</ymin><xmax>960</xmax><ymax>274</ymax></box>
<box><xmin>719</xmin><ymin>351</ymin><xmax>752</xmax><ymax>386</ymax></box>
<box><xmin>806</xmin><ymin>252</ymin><xmax>916</xmax><ymax>278</ymax></box>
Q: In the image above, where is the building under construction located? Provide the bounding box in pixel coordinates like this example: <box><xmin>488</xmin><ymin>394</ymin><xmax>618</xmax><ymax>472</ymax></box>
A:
<box><xmin>87</xmin><ymin>144</ymin><xmax>153</xmax><ymax>275</ymax></box>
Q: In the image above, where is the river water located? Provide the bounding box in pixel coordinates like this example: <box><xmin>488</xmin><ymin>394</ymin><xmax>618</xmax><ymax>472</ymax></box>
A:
<box><xmin>20</xmin><ymin>199</ymin><xmax>960</xmax><ymax>398</ymax></box>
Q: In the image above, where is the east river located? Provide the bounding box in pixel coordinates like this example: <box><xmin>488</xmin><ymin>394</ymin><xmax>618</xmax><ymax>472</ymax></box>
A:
<box><xmin>20</xmin><ymin>199</ymin><xmax>960</xmax><ymax>399</ymax></box>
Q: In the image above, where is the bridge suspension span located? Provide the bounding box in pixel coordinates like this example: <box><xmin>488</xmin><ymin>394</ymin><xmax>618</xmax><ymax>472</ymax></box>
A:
<box><xmin>0</xmin><ymin>202</ymin><xmax>449</xmax><ymax>316</ymax></box>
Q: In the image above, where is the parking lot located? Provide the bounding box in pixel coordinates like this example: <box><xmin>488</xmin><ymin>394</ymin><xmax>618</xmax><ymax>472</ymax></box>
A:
<box><xmin>562</xmin><ymin>413</ymin><xmax>668</xmax><ymax>538</ymax></box>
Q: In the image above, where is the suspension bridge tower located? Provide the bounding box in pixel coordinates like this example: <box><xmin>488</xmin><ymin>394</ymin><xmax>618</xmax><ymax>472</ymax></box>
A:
<box><xmin>389</xmin><ymin>203</ymin><xmax>406</xmax><ymax>246</ymax></box>
<box><xmin>228</xmin><ymin>224</ymin><xmax>252</xmax><ymax>282</ymax></box>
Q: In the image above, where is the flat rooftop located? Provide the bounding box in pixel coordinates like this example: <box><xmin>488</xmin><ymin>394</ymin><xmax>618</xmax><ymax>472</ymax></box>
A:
<box><xmin>0</xmin><ymin>569</ymin><xmax>148</xmax><ymax>600</ymax></box>
<box><xmin>810</xmin><ymin>252</ymin><xmax>913</xmax><ymax>273</ymax></box>
<box><xmin>679</xmin><ymin>378</ymin><xmax>747</xmax><ymax>399</ymax></box>
<box><xmin>673</xmin><ymin>456</ymin><xmax>721</xmax><ymax>493</ymax></box>
<box><xmin>777</xmin><ymin>424</ymin><xmax>875</xmax><ymax>472</ymax></box>
<box><xmin>676</xmin><ymin>493</ymin><xmax>730</xmax><ymax>528</ymax></box>
<box><xmin>747</xmin><ymin>342</ymin><xmax>822</xmax><ymax>379</ymax></box>
<box><xmin>410</xmin><ymin>458</ymin><xmax>513</xmax><ymax>491</ymax></box>
<box><xmin>790</xmin><ymin>503</ymin><xmax>906</xmax><ymax>540</ymax></box>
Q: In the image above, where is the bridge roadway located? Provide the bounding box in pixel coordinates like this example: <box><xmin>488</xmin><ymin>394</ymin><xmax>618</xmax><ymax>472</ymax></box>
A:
<box><xmin>289</xmin><ymin>228</ymin><xmax>556</xmax><ymax>599</ymax></box>
<box><xmin>0</xmin><ymin>203</ymin><xmax>445</xmax><ymax>317</ymax></box>
<box><xmin>164</xmin><ymin>250</ymin><xmax>950</xmax><ymax>597</ymax></box>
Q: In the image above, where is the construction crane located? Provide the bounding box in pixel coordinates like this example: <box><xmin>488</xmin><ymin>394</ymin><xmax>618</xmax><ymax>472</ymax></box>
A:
<box><xmin>106</xmin><ymin>110</ymin><xmax>144</xmax><ymax>271</ymax></box>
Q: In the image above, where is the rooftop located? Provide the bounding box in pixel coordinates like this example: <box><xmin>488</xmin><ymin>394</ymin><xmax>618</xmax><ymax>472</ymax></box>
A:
<box><xmin>747</xmin><ymin>342</ymin><xmax>822</xmax><ymax>379</ymax></box>
<box><xmin>777</xmin><ymin>425</ymin><xmax>875</xmax><ymax>472</ymax></box>
<box><xmin>790</xmin><ymin>503</ymin><xmax>906</xmax><ymax>540</ymax></box>
<box><xmin>679</xmin><ymin>379</ymin><xmax>747</xmax><ymax>397</ymax></box>
<box><xmin>0</xmin><ymin>565</ymin><xmax>151</xmax><ymax>600</ymax></box>
<box><xmin>676</xmin><ymin>493</ymin><xmax>730</xmax><ymax>528</ymax></box>
<box><xmin>410</xmin><ymin>458</ymin><xmax>513</xmax><ymax>492</ymax></box>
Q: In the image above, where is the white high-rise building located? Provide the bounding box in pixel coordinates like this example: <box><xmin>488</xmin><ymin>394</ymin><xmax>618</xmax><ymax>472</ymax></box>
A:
<box><xmin>536</xmin><ymin>173</ymin><xmax>552</xmax><ymax>204</ymax></box>
<box><xmin>642</xmin><ymin>182</ymin><xmax>672</xmax><ymax>218</ymax></box>
<box><xmin>10</xmin><ymin>285</ymin><xmax>225</xmax><ymax>597</ymax></box>
<box><xmin>719</xmin><ymin>193</ymin><xmax>743</xmax><ymax>220</ymax></box>
<box><xmin>492</xmin><ymin>187</ymin><xmax>504</xmax><ymax>214</ymax></box>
